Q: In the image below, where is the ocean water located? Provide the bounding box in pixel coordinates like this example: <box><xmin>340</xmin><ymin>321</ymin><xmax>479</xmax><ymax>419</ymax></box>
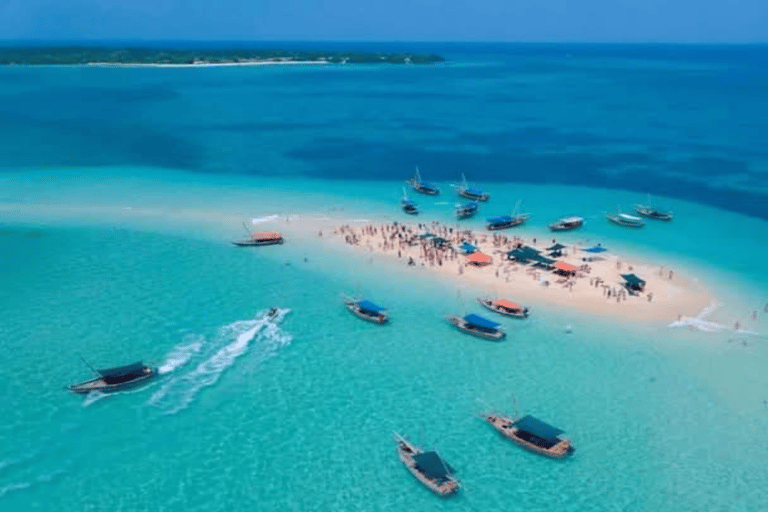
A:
<box><xmin>1</xmin><ymin>44</ymin><xmax>768</xmax><ymax>511</ymax></box>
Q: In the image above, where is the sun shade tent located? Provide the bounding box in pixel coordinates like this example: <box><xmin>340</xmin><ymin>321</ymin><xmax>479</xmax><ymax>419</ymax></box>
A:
<box><xmin>419</xmin><ymin>232</ymin><xmax>436</xmax><ymax>239</ymax></box>
<box><xmin>356</xmin><ymin>300</ymin><xmax>387</xmax><ymax>313</ymax></box>
<box><xmin>464</xmin><ymin>314</ymin><xmax>500</xmax><ymax>330</ymax></box>
<box><xmin>582</xmin><ymin>245</ymin><xmax>607</xmax><ymax>253</ymax></box>
<box><xmin>431</xmin><ymin>237</ymin><xmax>449</xmax><ymax>247</ymax></box>
<box><xmin>460</xmin><ymin>242</ymin><xmax>477</xmax><ymax>254</ymax></box>
<box><xmin>513</xmin><ymin>415</ymin><xmax>565</xmax><ymax>444</ymax></box>
<box><xmin>621</xmin><ymin>273</ymin><xmax>646</xmax><ymax>290</ymax></box>
<box><xmin>466</xmin><ymin>252</ymin><xmax>492</xmax><ymax>266</ymax></box>
<box><xmin>252</xmin><ymin>232</ymin><xmax>283</xmax><ymax>241</ymax></box>
<box><xmin>547</xmin><ymin>243</ymin><xmax>566</xmax><ymax>251</ymax></box>
<box><xmin>413</xmin><ymin>451</ymin><xmax>454</xmax><ymax>482</ymax></box>
<box><xmin>530</xmin><ymin>253</ymin><xmax>556</xmax><ymax>266</ymax></box>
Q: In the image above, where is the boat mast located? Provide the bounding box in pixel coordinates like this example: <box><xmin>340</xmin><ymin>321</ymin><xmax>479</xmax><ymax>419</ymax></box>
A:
<box><xmin>78</xmin><ymin>354</ymin><xmax>99</xmax><ymax>376</ymax></box>
<box><xmin>242</xmin><ymin>221</ymin><xmax>252</xmax><ymax>234</ymax></box>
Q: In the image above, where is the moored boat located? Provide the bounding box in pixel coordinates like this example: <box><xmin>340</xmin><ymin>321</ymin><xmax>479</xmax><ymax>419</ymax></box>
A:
<box><xmin>633</xmin><ymin>204</ymin><xmax>673</xmax><ymax>221</ymax></box>
<box><xmin>233</xmin><ymin>231</ymin><xmax>285</xmax><ymax>246</ymax></box>
<box><xmin>407</xmin><ymin>167</ymin><xmax>440</xmax><ymax>196</ymax></box>
<box><xmin>344</xmin><ymin>298</ymin><xmax>389</xmax><ymax>324</ymax></box>
<box><xmin>455</xmin><ymin>173</ymin><xmax>490</xmax><ymax>201</ymax></box>
<box><xmin>548</xmin><ymin>216</ymin><xmax>584</xmax><ymax>232</ymax></box>
<box><xmin>401</xmin><ymin>188</ymin><xmax>419</xmax><ymax>215</ymax></box>
<box><xmin>607</xmin><ymin>213</ymin><xmax>644</xmax><ymax>228</ymax></box>
<box><xmin>477</xmin><ymin>297</ymin><xmax>529</xmax><ymax>318</ymax></box>
<box><xmin>67</xmin><ymin>361</ymin><xmax>157</xmax><ymax>395</ymax></box>
<box><xmin>394</xmin><ymin>433</ymin><xmax>460</xmax><ymax>497</ymax></box>
<box><xmin>447</xmin><ymin>313</ymin><xmax>506</xmax><ymax>341</ymax></box>
<box><xmin>455</xmin><ymin>202</ymin><xmax>479</xmax><ymax>219</ymax></box>
<box><xmin>480</xmin><ymin>412</ymin><xmax>574</xmax><ymax>459</ymax></box>
<box><xmin>486</xmin><ymin>214</ymin><xmax>530</xmax><ymax>231</ymax></box>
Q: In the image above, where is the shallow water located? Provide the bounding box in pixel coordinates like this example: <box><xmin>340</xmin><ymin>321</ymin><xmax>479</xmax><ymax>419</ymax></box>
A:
<box><xmin>2</xmin><ymin>44</ymin><xmax>768</xmax><ymax>511</ymax></box>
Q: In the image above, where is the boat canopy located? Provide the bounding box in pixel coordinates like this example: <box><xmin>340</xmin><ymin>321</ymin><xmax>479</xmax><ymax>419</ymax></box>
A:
<box><xmin>487</xmin><ymin>215</ymin><xmax>512</xmax><ymax>225</ymax></box>
<box><xmin>466</xmin><ymin>187</ymin><xmax>485</xmax><ymax>196</ymax></box>
<box><xmin>464</xmin><ymin>314</ymin><xmax>500</xmax><ymax>329</ymax></box>
<box><xmin>547</xmin><ymin>243</ymin><xmax>566</xmax><ymax>251</ymax></box>
<box><xmin>252</xmin><ymin>232</ymin><xmax>283</xmax><ymax>241</ymax></box>
<box><xmin>458</xmin><ymin>202</ymin><xmax>478</xmax><ymax>210</ymax></box>
<box><xmin>413</xmin><ymin>451</ymin><xmax>454</xmax><ymax>481</ymax></box>
<box><xmin>582</xmin><ymin>245</ymin><xmax>607</xmax><ymax>253</ymax></box>
<box><xmin>357</xmin><ymin>300</ymin><xmax>386</xmax><ymax>312</ymax></box>
<box><xmin>466</xmin><ymin>252</ymin><xmax>492</xmax><ymax>265</ymax></box>
<box><xmin>460</xmin><ymin>242</ymin><xmax>476</xmax><ymax>254</ymax></box>
<box><xmin>496</xmin><ymin>299</ymin><xmax>521</xmax><ymax>310</ymax></box>
<box><xmin>513</xmin><ymin>415</ymin><xmax>565</xmax><ymax>443</ymax></box>
<box><xmin>554</xmin><ymin>261</ymin><xmax>579</xmax><ymax>272</ymax></box>
<box><xmin>621</xmin><ymin>273</ymin><xmax>646</xmax><ymax>287</ymax></box>
<box><xmin>98</xmin><ymin>361</ymin><xmax>145</xmax><ymax>378</ymax></box>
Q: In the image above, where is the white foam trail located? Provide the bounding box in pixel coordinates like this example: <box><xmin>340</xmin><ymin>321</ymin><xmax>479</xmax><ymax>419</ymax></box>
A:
<box><xmin>252</xmin><ymin>214</ymin><xmax>280</xmax><ymax>224</ymax></box>
<box><xmin>668</xmin><ymin>301</ymin><xmax>728</xmax><ymax>332</ymax></box>
<box><xmin>0</xmin><ymin>469</ymin><xmax>67</xmax><ymax>499</ymax></box>
<box><xmin>81</xmin><ymin>391</ymin><xmax>108</xmax><ymax>408</ymax></box>
<box><xmin>0</xmin><ymin>481</ymin><xmax>31</xmax><ymax>498</ymax></box>
<box><xmin>158</xmin><ymin>338</ymin><xmax>203</xmax><ymax>374</ymax></box>
<box><xmin>148</xmin><ymin>309</ymin><xmax>291</xmax><ymax>415</ymax></box>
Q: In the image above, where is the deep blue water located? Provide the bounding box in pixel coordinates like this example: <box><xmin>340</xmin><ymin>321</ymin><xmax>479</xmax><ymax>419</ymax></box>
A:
<box><xmin>1</xmin><ymin>43</ymin><xmax>767</xmax><ymax>218</ymax></box>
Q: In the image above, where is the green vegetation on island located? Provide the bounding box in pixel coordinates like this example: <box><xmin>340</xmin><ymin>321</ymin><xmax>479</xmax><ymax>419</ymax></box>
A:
<box><xmin>0</xmin><ymin>47</ymin><xmax>445</xmax><ymax>66</ymax></box>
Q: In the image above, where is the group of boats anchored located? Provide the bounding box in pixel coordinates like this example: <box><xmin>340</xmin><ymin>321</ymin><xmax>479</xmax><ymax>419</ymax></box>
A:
<box><xmin>395</xmin><ymin>407</ymin><xmax>574</xmax><ymax>497</ymax></box>
<box><xmin>404</xmin><ymin>168</ymin><xmax>674</xmax><ymax>230</ymax></box>
<box><xmin>344</xmin><ymin>296</ymin><xmax>528</xmax><ymax>341</ymax></box>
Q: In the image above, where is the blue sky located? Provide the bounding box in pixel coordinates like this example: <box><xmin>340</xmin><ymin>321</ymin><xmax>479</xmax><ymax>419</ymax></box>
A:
<box><xmin>1</xmin><ymin>0</ymin><xmax>766</xmax><ymax>43</ymax></box>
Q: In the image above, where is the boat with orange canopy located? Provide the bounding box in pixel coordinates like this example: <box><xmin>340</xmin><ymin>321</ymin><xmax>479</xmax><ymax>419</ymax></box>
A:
<box><xmin>477</xmin><ymin>298</ymin><xmax>529</xmax><ymax>318</ymax></box>
<box><xmin>233</xmin><ymin>230</ymin><xmax>284</xmax><ymax>247</ymax></box>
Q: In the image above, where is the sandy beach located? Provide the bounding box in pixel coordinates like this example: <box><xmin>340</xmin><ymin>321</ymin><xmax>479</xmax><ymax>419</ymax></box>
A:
<box><xmin>307</xmin><ymin>219</ymin><xmax>712</xmax><ymax>325</ymax></box>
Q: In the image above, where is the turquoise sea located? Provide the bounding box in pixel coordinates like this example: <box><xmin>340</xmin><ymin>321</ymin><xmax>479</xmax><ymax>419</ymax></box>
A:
<box><xmin>1</xmin><ymin>44</ymin><xmax>768</xmax><ymax>511</ymax></box>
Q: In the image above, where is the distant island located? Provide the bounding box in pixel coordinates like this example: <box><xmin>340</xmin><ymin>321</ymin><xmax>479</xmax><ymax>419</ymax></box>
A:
<box><xmin>0</xmin><ymin>47</ymin><xmax>445</xmax><ymax>66</ymax></box>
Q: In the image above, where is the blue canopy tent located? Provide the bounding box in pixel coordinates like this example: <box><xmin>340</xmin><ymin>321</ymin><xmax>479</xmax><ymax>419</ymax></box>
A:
<box><xmin>464</xmin><ymin>314</ymin><xmax>501</xmax><ymax>332</ymax></box>
<box><xmin>356</xmin><ymin>300</ymin><xmax>387</xmax><ymax>314</ymax></box>
<box><xmin>582</xmin><ymin>245</ymin><xmax>607</xmax><ymax>253</ymax></box>
<box><xmin>460</xmin><ymin>242</ymin><xmax>477</xmax><ymax>254</ymax></box>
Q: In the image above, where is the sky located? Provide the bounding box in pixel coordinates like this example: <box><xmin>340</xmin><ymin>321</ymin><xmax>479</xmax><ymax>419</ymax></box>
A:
<box><xmin>0</xmin><ymin>0</ymin><xmax>766</xmax><ymax>43</ymax></box>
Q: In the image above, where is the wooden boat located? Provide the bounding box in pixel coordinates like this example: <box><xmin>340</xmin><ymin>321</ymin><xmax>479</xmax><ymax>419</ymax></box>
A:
<box><xmin>344</xmin><ymin>298</ymin><xmax>389</xmax><ymax>324</ymax></box>
<box><xmin>447</xmin><ymin>313</ymin><xmax>506</xmax><ymax>341</ymax></box>
<box><xmin>633</xmin><ymin>205</ymin><xmax>673</xmax><ymax>221</ymax></box>
<box><xmin>455</xmin><ymin>202</ymin><xmax>479</xmax><ymax>220</ymax></box>
<box><xmin>233</xmin><ymin>231</ymin><xmax>284</xmax><ymax>246</ymax></box>
<box><xmin>455</xmin><ymin>173</ymin><xmax>490</xmax><ymax>202</ymax></box>
<box><xmin>606</xmin><ymin>213</ymin><xmax>644</xmax><ymax>228</ymax></box>
<box><xmin>486</xmin><ymin>213</ymin><xmax>530</xmax><ymax>231</ymax></box>
<box><xmin>478</xmin><ymin>297</ymin><xmax>529</xmax><ymax>319</ymax></box>
<box><xmin>480</xmin><ymin>412</ymin><xmax>574</xmax><ymax>459</ymax></box>
<box><xmin>548</xmin><ymin>216</ymin><xmax>584</xmax><ymax>232</ymax></box>
<box><xmin>67</xmin><ymin>361</ymin><xmax>157</xmax><ymax>395</ymax></box>
<box><xmin>406</xmin><ymin>167</ymin><xmax>440</xmax><ymax>196</ymax></box>
<box><xmin>401</xmin><ymin>188</ymin><xmax>419</xmax><ymax>215</ymax></box>
<box><xmin>394</xmin><ymin>433</ymin><xmax>460</xmax><ymax>497</ymax></box>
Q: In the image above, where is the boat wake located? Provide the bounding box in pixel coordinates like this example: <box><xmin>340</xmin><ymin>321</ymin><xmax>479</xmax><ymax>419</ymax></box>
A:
<box><xmin>668</xmin><ymin>301</ymin><xmax>728</xmax><ymax>332</ymax></box>
<box><xmin>148</xmin><ymin>308</ymin><xmax>291</xmax><ymax>415</ymax></box>
<box><xmin>158</xmin><ymin>338</ymin><xmax>203</xmax><ymax>374</ymax></box>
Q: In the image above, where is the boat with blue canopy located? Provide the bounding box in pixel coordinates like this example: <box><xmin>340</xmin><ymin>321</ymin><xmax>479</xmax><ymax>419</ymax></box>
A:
<box><xmin>486</xmin><ymin>214</ymin><xmax>530</xmax><ymax>230</ymax></box>
<box><xmin>406</xmin><ymin>167</ymin><xmax>440</xmax><ymax>196</ymax></box>
<box><xmin>401</xmin><ymin>188</ymin><xmax>419</xmax><ymax>215</ymax></box>
<box><xmin>67</xmin><ymin>360</ymin><xmax>157</xmax><ymax>395</ymax></box>
<box><xmin>634</xmin><ymin>195</ymin><xmax>673</xmax><ymax>221</ymax></box>
<box><xmin>394</xmin><ymin>433</ymin><xmax>460</xmax><ymax>497</ymax></box>
<box><xmin>455</xmin><ymin>173</ymin><xmax>490</xmax><ymax>202</ymax></box>
<box><xmin>455</xmin><ymin>202</ymin><xmax>479</xmax><ymax>219</ymax></box>
<box><xmin>344</xmin><ymin>298</ymin><xmax>390</xmax><ymax>324</ymax></box>
<box><xmin>480</xmin><ymin>411</ymin><xmax>574</xmax><ymax>459</ymax></box>
<box><xmin>447</xmin><ymin>313</ymin><xmax>506</xmax><ymax>340</ymax></box>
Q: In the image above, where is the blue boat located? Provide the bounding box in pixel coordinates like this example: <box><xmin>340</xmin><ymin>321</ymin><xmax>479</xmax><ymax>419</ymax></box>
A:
<box><xmin>447</xmin><ymin>313</ymin><xmax>506</xmax><ymax>340</ymax></box>
<box><xmin>406</xmin><ymin>167</ymin><xmax>440</xmax><ymax>196</ymax></box>
<box><xmin>401</xmin><ymin>188</ymin><xmax>419</xmax><ymax>215</ymax></box>
<box><xmin>455</xmin><ymin>202</ymin><xmax>479</xmax><ymax>219</ymax></box>
<box><xmin>344</xmin><ymin>298</ymin><xmax>390</xmax><ymax>324</ymax></box>
<box><xmin>455</xmin><ymin>173</ymin><xmax>490</xmax><ymax>202</ymax></box>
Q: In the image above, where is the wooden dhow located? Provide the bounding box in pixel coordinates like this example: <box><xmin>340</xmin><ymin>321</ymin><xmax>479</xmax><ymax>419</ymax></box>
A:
<box><xmin>455</xmin><ymin>201</ymin><xmax>479</xmax><ymax>220</ymax></box>
<box><xmin>401</xmin><ymin>188</ymin><xmax>419</xmax><ymax>215</ymax></box>
<box><xmin>606</xmin><ymin>212</ymin><xmax>644</xmax><ymax>228</ymax></box>
<box><xmin>477</xmin><ymin>297</ymin><xmax>529</xmax><ymax>319</ymax></box>
<box><xmin>633</xmin><ymin>204</ymin><xmax>673</xmax><ymax>221</ymax></box>
<box><xmin>343</xmin><ymin>298</ymin><xmax>390</xmax><ymax>324</ymax></box>
<box><xmin>480</xmin><ymin>412</ymin><xmax>574</xmax><ymax>459</ymax></box>
<box><xmin>233</xmin><ymin>224</ymin><xmax>284</xmax><ymax>247</ymax></box>
<box><xmin>548</xmin><ymin>216</ymin><xmax>584</xmax><ymax>232</ymax></box>
<box><xmin>394</xmin><ymin>433</ymin><xmax>460</xmax><ymax>497</ymax></box>
<box><xmin>447</xmin><ymin>313</ymin><xmax>506</xmax><ymax>341</ymax></box>
<box><xmin>406</xmin><ymin>167</ymin><xmax>440</xmax><ymax>196</ymax></box>
<box><xmin>67</xmin><ymin>361</ymin><xmax>157</xmax><ymax>395</ymax></box>
<box><xmin>454</xmin><ymin>173</ymin><xmax>490</xmax><ymax>202</ymax></box>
